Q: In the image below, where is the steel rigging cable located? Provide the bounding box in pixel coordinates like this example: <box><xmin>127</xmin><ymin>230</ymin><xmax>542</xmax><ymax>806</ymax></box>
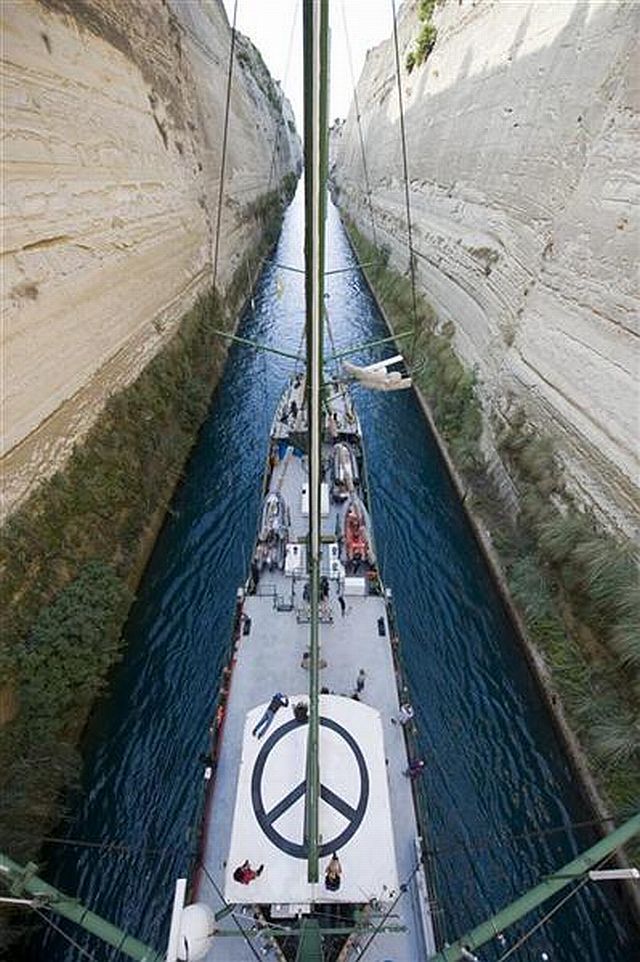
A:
<box><xmin>340</xmin><ymin>0</ymin><xmax>379</xmax><ymax>249</ymax></box>
<box><xmin>40</xmin><ymin>812</ymin><xmax>628</xmax><ymax>863</ymax></box>
<box><xmin>390</xmin><ymin>0</ymin><xmax>420</xmax><ymax>345</ymax></box>
<box><xmin>212</xmin><ymin>0</ymin><xmax>239</xmax><ymax>292</ymax></box>
<box><xmin>32</xmin><ymin>907</ymin><xmax>103</xmax><ymax>962</ymax></box>
<box><xmin>265</xmin><ymin>0</ymin><xmax>300</xmax><ymax>196</ymax></box>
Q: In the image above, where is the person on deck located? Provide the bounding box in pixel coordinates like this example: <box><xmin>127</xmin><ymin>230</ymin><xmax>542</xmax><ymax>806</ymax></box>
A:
<box><xmin>233</xmin><ymin>860</ymin><xmax>264</xmax><ymax>884</ymax></box>
<box><xmin>391</xmin><ymin>703</ymin><xmax>414</xmax><ymax>726</ymax></box>
<box><xmin>404</xmin><ymin>758</ymin><xmax>425</xmax><ymax>779</ymax></box>
<box><xmin>355</xmin><ymin>668</ymin><xmax>366</xmax><ymax>694</ymax></box>
<box><xmin>324</xmin><ymin>852</ymin><xmax>342</xmax><ymax>891</ymax></box>
<box><xmin>252</xmin><ymin>692</ymin><xmax>289</xmax><ymax>738</ymax></box>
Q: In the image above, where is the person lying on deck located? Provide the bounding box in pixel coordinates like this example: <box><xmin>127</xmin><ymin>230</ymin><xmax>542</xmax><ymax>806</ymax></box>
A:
<box><xmin>252</xmin><ymin>692</ymin><xmax>289</xmax><ymax>738</ymax></box>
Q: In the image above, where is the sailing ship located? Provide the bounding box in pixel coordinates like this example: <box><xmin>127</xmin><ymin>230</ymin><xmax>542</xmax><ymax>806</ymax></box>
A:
<box><xmin>179</xmin><ymin>4</ymin><xmax>436</xmax><ymax>957</ymax></box>
<box><xmin>185</xmin><ymin>358</ymin><xmax>436</xmax><ymax>960</ymax></box>
<box><xmin>1</xmin><ymin>3</ymin><xmax>638</xmax><ymax>961</ymax></box>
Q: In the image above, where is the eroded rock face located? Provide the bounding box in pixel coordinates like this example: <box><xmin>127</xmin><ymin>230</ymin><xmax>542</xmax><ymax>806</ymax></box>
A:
<box><xmin>332</xmin><ymin>0</ymin><xmax>639</xmax><ymax>536</ymax></box>
<box><xmin>2</xmin><ymin>0</ymin><xmax>301</xmax><ymax>513</ymax></box>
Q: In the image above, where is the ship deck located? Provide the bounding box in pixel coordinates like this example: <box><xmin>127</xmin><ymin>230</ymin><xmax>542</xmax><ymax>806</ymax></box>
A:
<box><xmin>196</xmin><ymin>384</ymin><xmax>437</xmax><ymax>961</ymax></box>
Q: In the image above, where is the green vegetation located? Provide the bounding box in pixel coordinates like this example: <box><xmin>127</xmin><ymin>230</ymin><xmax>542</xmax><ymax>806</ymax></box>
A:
<box><xmin>244</xmin><ymin>174</ymin><xmax>299</xmax><ymax>251</ymax></box>
<box><xmin>0</xmin><ymin>290</ymin><xmax>229</xmax><ymax>867</ymax></box>
<box><xmin>496</xmin><ymin>422</ymin><xmax>640</xmax><ymax>814</ymax></box>
<box><xmin>2</xmin><ymin>564</ymin><xmax>132</xmax><ymax>859</ymax></box>
<box><xmin>344</xmin><ymin>217</ymin><xmax>640</xmax><ymax>834</ymax></box>
<box><xmin>406</xmin><ymin>0</ymin><xmax>439</xmax><ymax>73</ymax></box>
<box><xmin>0</xmin><ymin>171</ymin><xmax>297</xmax><ymax>896</ymax></box>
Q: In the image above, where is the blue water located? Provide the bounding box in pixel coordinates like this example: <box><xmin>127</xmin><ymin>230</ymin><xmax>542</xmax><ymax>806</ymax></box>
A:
<box><xmin>35</xmin><ymin>189</ymin><xmax>637</xmax><ymax>961</ymax></box>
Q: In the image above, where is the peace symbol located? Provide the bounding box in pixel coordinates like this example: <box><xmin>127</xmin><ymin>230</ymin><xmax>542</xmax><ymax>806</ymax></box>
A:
<box><xmin>251</xmin><ymin>716</ymin><xmax>369</xmax><ymax>858</ymax></box>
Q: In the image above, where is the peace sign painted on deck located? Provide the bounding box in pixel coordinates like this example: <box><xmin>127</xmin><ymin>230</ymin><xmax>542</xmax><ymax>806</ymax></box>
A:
<box><xmin>251</xmin><ymin>716</ymin><xmax>369</xmax><ymax>858</ymax></box>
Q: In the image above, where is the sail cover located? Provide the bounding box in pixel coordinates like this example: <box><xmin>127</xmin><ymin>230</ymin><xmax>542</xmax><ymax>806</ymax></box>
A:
<box><xmin>343</xmin><ymin>355</ymin><xmax>411</xmax><ymax>391</ymax></box>
<box><xmin>224</xmin><ymin>694</ymin><xmax>399</xmax><ymax>905</ymax></box>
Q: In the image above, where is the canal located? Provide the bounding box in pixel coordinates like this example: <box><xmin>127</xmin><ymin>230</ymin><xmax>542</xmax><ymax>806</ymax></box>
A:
<box><xmin>36</xmin><ymin>189</ymin><xmax>637</xmax><ymax>961</ymax></box>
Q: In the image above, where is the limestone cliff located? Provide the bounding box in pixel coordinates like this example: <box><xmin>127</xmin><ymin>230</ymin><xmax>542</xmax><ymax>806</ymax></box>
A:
<box><xmin>332</xmin><ymin>0</ymin><xmax>639</xmax><ymax>537</ymax></box>
<box><xmin>2</xmin><ymin>0</ymin><xmax>301</xmax><ymax>515</ymax></box>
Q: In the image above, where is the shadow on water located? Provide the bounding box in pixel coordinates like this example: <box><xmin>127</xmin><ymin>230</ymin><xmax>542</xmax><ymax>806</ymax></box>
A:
<box><xmin>35</xmin><ymin>188</ymin><xmax>637</xmax><ymax>961</ymax></box>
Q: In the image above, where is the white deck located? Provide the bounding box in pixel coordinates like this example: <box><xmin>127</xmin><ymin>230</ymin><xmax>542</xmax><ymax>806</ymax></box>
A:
<box><xmin>225</xmin><ymin>695</ymin><xmax>398</xmax><ymax>905</ymax></box>
<box><xmin>196</xmin><ymin>383</ymin><xmax>436</xmax><ymax>961</ymax></box>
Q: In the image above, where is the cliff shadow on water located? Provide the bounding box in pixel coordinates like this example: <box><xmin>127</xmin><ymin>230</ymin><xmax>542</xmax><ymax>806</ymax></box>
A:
<box><xmin>22</xmin><ymin>192</ymin><xmax>638</xmax><ymax>961</ymax></box>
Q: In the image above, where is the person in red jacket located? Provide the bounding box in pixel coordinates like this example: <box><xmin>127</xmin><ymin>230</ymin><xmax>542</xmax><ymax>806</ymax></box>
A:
<box><xmin>233</xmin><ymin>860</ymin><xmax>264</xmax><ymax>884</ymax></box>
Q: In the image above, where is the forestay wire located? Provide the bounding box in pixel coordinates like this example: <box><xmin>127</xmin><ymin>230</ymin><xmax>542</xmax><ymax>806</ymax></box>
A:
<box><xmin>341</xmin><ymin>0</ymin><xmax>378</xmax><ymax>249</ymax></box>
<box><xmin>212</xmin><ymin>0</ymin><xmax>238</xmax><ymax>293</ymax></box>
<box><xmin>337</xmin><ymin>0</ymin><xmax>421</xmax><ymax>384</ymax></box>
<box><xmin>265</xmin><ymin>0</ymin><xmax>299</xmax><ymax>197</ymax></box>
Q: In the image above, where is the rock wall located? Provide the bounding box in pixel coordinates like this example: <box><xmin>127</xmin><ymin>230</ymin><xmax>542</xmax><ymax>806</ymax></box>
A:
<box><xmin>2</xmin><ymin>0</ymin><xmax>301</xmax><ymax>515</ymax></box>
<box><xmin>332</xmin><ymin>0</ymin><xmax>639</xmax><ymax>537</ymax></box>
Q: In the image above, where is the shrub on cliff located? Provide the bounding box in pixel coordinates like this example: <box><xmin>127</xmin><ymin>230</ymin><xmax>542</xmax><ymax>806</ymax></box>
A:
<box><xmin>415</xmin><ymin>23</ymin><xmax>437</xmax><ymax>64</ymax></box>
<box><xmin>406</xmin><ymin>0</ymin><xmax>438</xmax><ymax>72</ymax></box>
<box><xmin>497</xmin><ymin>421</ymin><xmax>640</xmax><ymax>668</ymax></box>
<box><xmin>1</xmin><ymin>562</ymin><xmax>131</xmax><ymax>859</ymax></box>
<box><xmin>20</xmin><ymin>561</ymin><xmax>132</xmax><ymax>726</ymax></box>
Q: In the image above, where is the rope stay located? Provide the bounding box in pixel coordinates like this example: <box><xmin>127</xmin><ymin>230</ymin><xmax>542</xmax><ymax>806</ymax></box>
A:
<box><xmin>495</xmin><ymin>874</ymin><xmax>592</xmax><ymax>962</ymax></box>
<box><xmin>341</xmin><ymin>0</ymin><xmax>378</xmax><ymax>249</ymax></box>
<box><xmin>390</xmin><ymin>0</ymin><xmax>420</xmax><ymax>348</ymax></box>
<box><xmin>33</xmin><ymin>906</ymin><xmax>103</xmax><ymax>962</ymax></box>
<box><xmin>265</xmin><ymin>0</ymin><xmax>299</xmax><ymax>198</ymax></box>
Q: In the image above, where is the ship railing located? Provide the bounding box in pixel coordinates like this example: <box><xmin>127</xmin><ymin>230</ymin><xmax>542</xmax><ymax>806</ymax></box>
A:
<box><xmin>384</xmin><ymin>589</ymin><xmax>446</xmax><ymax>950</ymax></box>
<box><xmin>186</xmin><ymin>591</ymin><xmax>245</xmax><ymax>901</ymax></box>
<box><xmin>253</xmin><ymin>581</ymin><xmax>296</xmax><ymax>612</ymax></box>
<box><xmin>412</xmin><ymin>835</ymin><xmax>437</xmax><ymax>956</ymax></box>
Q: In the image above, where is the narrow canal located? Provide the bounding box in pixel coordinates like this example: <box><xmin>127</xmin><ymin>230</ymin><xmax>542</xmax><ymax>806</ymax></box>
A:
<box><xmin>37</xmin><ymin>189</ymin><xmax>637</xmax><ymax>961</ymax></box>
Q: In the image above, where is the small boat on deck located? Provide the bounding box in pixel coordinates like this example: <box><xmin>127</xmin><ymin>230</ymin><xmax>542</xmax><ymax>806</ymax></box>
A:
<box><xmin>256</xmin><ymin>492</ymin><xmax>289</xmax><ymax>571</ymax></box>
<box><xmin>343</xmin><ymin>497</ymin><xmax>372</xmax><ymax>571</ymax></box>
<box><xmin>331</xmin><ymin>442</ymin><xmax>359</xmax><ymax>502</ymax></box>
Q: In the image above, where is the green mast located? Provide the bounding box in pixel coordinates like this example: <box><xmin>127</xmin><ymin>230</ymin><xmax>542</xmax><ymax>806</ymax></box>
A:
<box><xmin>427</xmin><ymin>811</ymin><xmax>640</xmax><ymax>962</ymax></box>
<box><xmin>302</xmin><ymin>0</ymin><xmax>329</xmax><ymax>886</ymax></box>
<box><xmin>0</xmin><ymin>854</ymin><xmax>162</xmax><ymax>962</ymax></box>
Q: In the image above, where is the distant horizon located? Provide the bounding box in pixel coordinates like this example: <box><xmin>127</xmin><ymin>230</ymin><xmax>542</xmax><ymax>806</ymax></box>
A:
<box><xmin>222</xmin><ymin>0</ymin><xmax>395</xmax><ymax>129</ymax></box>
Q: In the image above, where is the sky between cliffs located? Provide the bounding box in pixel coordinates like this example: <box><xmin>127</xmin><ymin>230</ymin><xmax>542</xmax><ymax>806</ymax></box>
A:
<box><xmin>222</xmin><ymin>0</ymin><xmax>394</xmax><ymax>127</ymax></box>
